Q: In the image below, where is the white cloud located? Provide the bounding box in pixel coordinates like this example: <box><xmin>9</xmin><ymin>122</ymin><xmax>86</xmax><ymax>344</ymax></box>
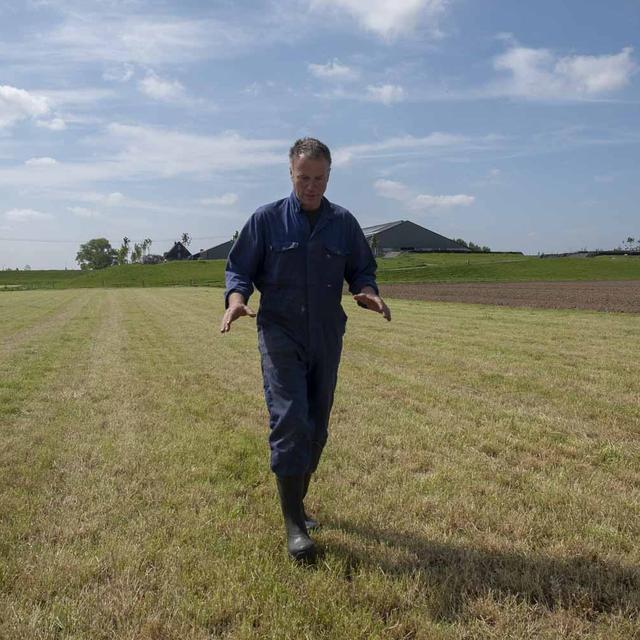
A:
<box><xmin>472</xmin><ymin>167</ymin><xmax>503</xmax><ymax>187</ymax></box>
<box><xmin>373</xmin><ymin>178</ymin><xmax>412</xmax><ymax>201</ymax></box>
<box><xmin>68</xmin><ymin>206</ymin><xmax>100</xmax><ymax>218</ymax></box>
<box><xmin>412</xmin><ymin>194</ymin><xmax>475</xmax><ymax>209</ymax></box>
<box><xmin>5</xmin><ymin>208</ymin><xmax>54</xmax><ymax>221</ymax></box>
<box><xmin>493</xmin><ymin>45</ymin><xmax>637</xmax><ymax>100</ymax></box>
<box><xmin>334</xmin><ymin>132</ymin><xmax>471</xmax><ymax>165</ymax></box>
<box><xmin>201</xmin><ymin>193</ymin><xmax>239</xmax><ymax>206</ymax></box>
<box><xmin>106</xmin><ymin>124</ymin><xmax>286</xmax><ymax>178</ymax></box>
<box><xmin>104</xmin><ymin>191</ymin><xmax>124</xmax><ymax>204</ymax></box>
<box><xmin>557</xmin><ymin>48</ymin><xmax>636</xmax><ymax>93</ymax></box>
<box><xmin>308</xmin><ymin>59</ymin><xmax>358</xmax><ymax>81</ymax></box>
<box><xmin>46</xmin><ymin>15</ymin><xmax>252</xmax><ymax>64</ymax></box>
<box><xmin>0</xmin><ymin>125</ymin><xmax>287</xmax><ymax>188</ymax></box>
<box><xmin>0</xmin><ymin>85</ymin><xmax>49</xmax><ymax>128</ymax></box>
<box><xmin>51</xmin><ymin>189</ymin><xmax>183</xmax><ymax>215</ymax></box>
<box><xmin>37</xmin><ymin>88</ymin><xmax>116</xmax><ymax>107</ymax></box>
<box><xmin>25</xmin><ymin>157</ymin><xmax>58</xmax><ymax>166</ymax></box>
<box><xmin>139</xmin><ymin>72</ymin><xmax>185</xmax><ymax>102</ymax></box>
<box><xmin>103</xmin><ymin>63</ymin><xmax>135</xmax><ymax>82</ymax></box>
<box><xmin>242</xmin><ymin>81</ymin><xmax>276</xmax><ymax>96</ymax></box>
<box><xmin>375</xmin><ymin>178</ymin><xmax>475</xmax><ymax>212</ymax></box>
<box><xmin>243</xmin><ymin>82</ymin><xmax>262</xmax><ymax>97</ymax></box>
<box><xmin>64</xmin><ymin>191</ymin><xmax>125</xmax><ymax>205</ymax></box>
<box><xmin>311</xmin><ymin>0</ymin><xmax>448</xmax><ymax>38</ymax></box>
<box><xmin>37</xmin><ymin>117</ymin><xmax>67</xmax><ymax>130</ymax></box>
<box><xmin>366</xmin><ymin>83</ymin><xmax>405</xmax><ymax>104</ymax></box>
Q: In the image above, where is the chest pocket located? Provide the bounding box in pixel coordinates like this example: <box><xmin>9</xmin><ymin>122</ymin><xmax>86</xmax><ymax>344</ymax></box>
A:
<box><xmin>271</xmin><ymin>240</ymin><xmax>299</xmax><ymax>252</ymax></box>
<box><xmin>323</xmin><ymin>244</ymin><xmax>350</xmax><ymax>285</ymax></box>
<box><xmin>267</xmin><ymin>240</ymin><xmax>302</xmax><ymax>286</ymax></box>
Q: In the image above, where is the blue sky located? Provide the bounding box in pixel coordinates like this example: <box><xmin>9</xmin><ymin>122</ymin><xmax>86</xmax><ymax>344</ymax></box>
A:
<box><xmin>1</xmin><ymin>0</ymin><xmax>639</xmax><ymax>269</ymax></box>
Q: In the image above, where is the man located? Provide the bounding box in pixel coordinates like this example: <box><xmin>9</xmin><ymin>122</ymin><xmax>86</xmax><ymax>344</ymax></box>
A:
<box><xmin>220</xmin><ymin>137</ymin><xmax>390</xmax><ymax>561</ymax></box>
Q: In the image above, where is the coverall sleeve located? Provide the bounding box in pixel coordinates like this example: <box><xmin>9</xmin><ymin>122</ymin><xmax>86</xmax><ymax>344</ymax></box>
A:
<box><xmin>224</xmin><ymin>213</ymin><xmax>264</xmax><ymax>308</ymax></box>
<box><xmin>345</xmin><ymin>218</ymin><xmax>379</xmax><ymax>297</ymax></box>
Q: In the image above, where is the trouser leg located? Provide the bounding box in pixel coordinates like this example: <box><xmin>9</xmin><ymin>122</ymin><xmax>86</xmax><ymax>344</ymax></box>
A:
<box><xmin>259</xmin><ymin>328</ymin><xmax>313</xmax><ymax>476</ymax></box>
<box><xmin>306</xmin><ymin>337</ymin><xmax>342</xmax><ymax>473</ymax></box>
<box><xmin>302</xmin><ymin>337</ymin><xmax>342</xmax><ymax>529</ymax></box>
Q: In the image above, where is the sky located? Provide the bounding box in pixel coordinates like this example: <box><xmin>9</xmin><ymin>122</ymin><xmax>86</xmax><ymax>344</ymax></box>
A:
<box><xmin>1</xmin><ymin>0</ymin><xmax>639</xmax><ymax>269</ymax></box>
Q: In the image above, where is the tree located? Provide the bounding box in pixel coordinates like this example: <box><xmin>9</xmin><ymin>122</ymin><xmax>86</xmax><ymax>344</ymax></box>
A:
<box><xmin>455</xmin><ymin>238</ymin><xmax>490</xmax><ymax>253</ymax></box>
<box><xmin>621</xmin><ymin>236</ymin><xmax>639</xmax><ymax>252</ymax></box>
<box><xmin>181</xmin><ymin>232</ymin><xmax>192</xmax><ymax>247</ymax></box>
<box><xmin>76</xmin><ymin>238</ymin><xmax>116</xmax><ymax>270</ymax></box>
<box><xmin>142</xmin><ymin>238</ymin><xmax>152</xmax><ymax>256</ymax></box>
<box><xmin>130</xmin><ymin>243</ymin><xmax>143</xmax><ymax>263</ymax></box>
<box><xmin>116</xmin><ymin>236</ymin><xmax>130</xmax><ymax>265</ymax></box>
<box><xmin>232</xmin><ymin>230</ymin><xmax>239</xmax><ymax>242</ymax></box>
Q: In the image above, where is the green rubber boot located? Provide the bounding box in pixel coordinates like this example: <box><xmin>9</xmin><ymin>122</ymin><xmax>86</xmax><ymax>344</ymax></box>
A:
<box><xmin>302</xmin><ymin>473</ymin><xmax>320</xmax><ymax>531</ymax></box>
<box><xmin>276</xmin><ymin>475</ymin><xmax>316</xmax><ymax>562</ymax></box>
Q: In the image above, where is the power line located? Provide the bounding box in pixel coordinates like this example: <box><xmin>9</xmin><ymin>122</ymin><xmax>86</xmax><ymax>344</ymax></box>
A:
<box><xmin>0</xmin><ymin>234</ymin><xmax>233</xmax><ymax>244</ymax></box>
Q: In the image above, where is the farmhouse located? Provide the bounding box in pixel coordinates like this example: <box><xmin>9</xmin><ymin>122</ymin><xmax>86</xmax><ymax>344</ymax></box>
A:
<box><xmin>164</xmin><ymin>241</ymin><xmax>192</xmax><ymax>261</ymax></box>
<box><xmin>363</xmin><ymin>220</ymin><xmax>468</xmax><ymax>256</ymax></box>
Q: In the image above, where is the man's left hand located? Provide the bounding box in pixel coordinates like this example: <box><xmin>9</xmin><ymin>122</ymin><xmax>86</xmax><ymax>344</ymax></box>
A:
<box><xmin>353</xmin><ymin>289</ymin><xmax>391</xmax><ymax>321</ymax></box>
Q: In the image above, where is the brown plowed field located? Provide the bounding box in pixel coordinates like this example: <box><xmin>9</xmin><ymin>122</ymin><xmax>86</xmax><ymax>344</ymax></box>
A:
<box><xmin>380</xmin><ymin>280</ymin><xmax>640</xmax><ymax>313</ymax></box>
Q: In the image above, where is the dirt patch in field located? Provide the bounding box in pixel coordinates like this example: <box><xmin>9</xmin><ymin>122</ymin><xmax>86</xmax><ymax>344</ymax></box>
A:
<box><xmin>379</xmin><ymin>280</ymin><xmax>640</xmax><ymax>313</ymax></box>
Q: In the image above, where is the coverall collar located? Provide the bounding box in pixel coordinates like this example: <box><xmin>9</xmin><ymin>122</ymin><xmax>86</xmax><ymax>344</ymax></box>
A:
<box><xmin>288</xmin><ymin>192</ymin><xmax>334</xmax><ymax>237</ymax></box>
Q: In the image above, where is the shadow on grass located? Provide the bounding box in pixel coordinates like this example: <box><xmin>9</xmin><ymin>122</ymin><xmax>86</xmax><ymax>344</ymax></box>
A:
<box><xmin>323</xmin><ymin>519</ymin><xmax>640</xmax><ymax>621</ymax></box>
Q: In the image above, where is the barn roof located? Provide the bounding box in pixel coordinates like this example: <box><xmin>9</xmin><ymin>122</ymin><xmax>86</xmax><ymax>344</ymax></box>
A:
<box><xmin>361</xmin><ymin>220</ymin><xmax>405</xmax><ymax>238</ymax></box>
<box><xmin>164</xmin><ymin>241</ymin><xmax>192</xmax><ymax>260</ymax></box>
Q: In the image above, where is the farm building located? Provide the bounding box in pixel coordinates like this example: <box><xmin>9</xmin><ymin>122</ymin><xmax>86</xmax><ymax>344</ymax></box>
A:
<box><xmin>191</xmin><ymin>240</ymin><xmax>234</xmax><ymax>260</ymax></box>
<box><xmin>164</xmin><ymin>241</ymin><xmax>192</xmax><ymax>261</ymax></box>
<box><xmin>189</xmin><ymin>220</ymin><xmax>466</xmax><ymax>261</ymax></box>
<box><xmin>362</xmin><ymin>220</ymin><xmax>469</xmax><ymax>256</ymax></box>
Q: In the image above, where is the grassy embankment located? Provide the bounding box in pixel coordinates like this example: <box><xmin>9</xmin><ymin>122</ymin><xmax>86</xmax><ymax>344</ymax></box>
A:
<box><xmin>2</xmin><ymin>253</ymin><xmax>640</xmax><ymax>290</ymax></box>
<box><xmin>1</xmin><ymin>288</ymin><xmax>639</xmax><ymax>639</ymax></box>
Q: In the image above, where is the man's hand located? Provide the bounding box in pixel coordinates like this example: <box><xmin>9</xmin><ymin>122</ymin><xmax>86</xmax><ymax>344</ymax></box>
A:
<box><xmin>353</xmin><ymin>287</ymin><xmax>391</xmax><ymax>322</ymax></box>
<box><xmin>220</xmin><ymin>292</ymin><xmax>256</xmax><ymax>333</ymax></box>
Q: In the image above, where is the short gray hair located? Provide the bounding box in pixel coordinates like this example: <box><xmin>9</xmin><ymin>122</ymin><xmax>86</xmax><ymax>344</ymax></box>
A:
<box><xmin>289</xmin><ymin>137</ymin><xmax>332</xmax><ymax>166</ymax></box>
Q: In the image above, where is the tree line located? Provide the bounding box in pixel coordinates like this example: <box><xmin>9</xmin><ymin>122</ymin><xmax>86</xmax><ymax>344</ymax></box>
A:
<box><xmin>618</xmin><ymin>237</ymin><xmax>640</xmax><ymax>252</ymax></box>
<box><xmin>453</xmin><ymin>238</ymin><xmax>491</xmax><ymax>252</ymax></box>
<box><xmin>75</xmin><ymin>233</ymin><xmax>192</xmax><ymax>270</ymax></box>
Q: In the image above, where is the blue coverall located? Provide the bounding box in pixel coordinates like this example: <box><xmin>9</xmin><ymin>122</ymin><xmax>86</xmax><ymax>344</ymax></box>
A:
<box><xmin>225</xmin><ymin>192</ymin><xmax>379</xmax><ymax>476</ymax></box>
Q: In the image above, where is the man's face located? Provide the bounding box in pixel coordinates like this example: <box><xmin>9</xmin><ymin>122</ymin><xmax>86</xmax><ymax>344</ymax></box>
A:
<box><xmin>290</xmin><ymin>154</ymin><xmax>330</xmax><ymax>211</ymax></box>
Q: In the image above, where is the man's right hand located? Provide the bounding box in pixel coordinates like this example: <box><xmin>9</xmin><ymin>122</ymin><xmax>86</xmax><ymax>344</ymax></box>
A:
<box><xmin>220</xmin><ymin>294</ymin><xmax>256</xmax><ymax>333</ymax></box>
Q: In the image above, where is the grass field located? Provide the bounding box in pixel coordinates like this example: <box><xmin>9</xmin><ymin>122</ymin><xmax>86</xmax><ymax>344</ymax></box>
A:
<box><xmin>2</xmin><ymin>252</ymin><xmax>640</xmax><ymax>291</ymax></box>
<box><xmin>1</xmin><ymin>288</ymin><xmax>639</xmax><ymax>639</ymax></box>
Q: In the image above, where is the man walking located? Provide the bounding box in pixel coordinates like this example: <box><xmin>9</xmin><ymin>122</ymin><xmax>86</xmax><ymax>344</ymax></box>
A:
<box><xmin>220</xmin><ymin>137</ymin><xmax>390</xmax><ymax>561</ymax></box>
